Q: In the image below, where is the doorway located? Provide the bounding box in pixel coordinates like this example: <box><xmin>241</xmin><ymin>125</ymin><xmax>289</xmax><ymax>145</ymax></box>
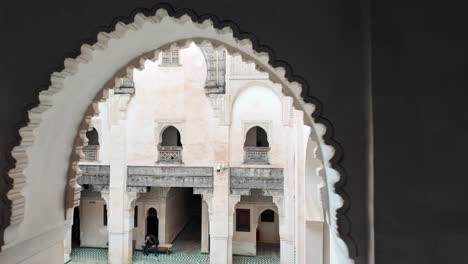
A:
<box><xmin>146</xmin><ymin>207</ymin><xmax>159</xmax><ymax>237</ymax></box>
<box><xmin>71</xmin><ymin>207</ymin><xmax>81</xmax><ymax>248</ymax></box>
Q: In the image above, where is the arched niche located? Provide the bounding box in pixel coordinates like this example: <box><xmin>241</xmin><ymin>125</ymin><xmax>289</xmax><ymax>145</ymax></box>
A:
<box><xmin>160</xmin><ymin>126</ymin><xmax>182</xmax><ymax>147</ymax></box>
<box><xmin>244</xmin><ymin>126</ymin><xmax>269</xmax><ymax>148</ymax></box>
<box><xmin>1</xmin><ymin>6</ymin><xmax>354</xmax><ymax>263</ymax></box>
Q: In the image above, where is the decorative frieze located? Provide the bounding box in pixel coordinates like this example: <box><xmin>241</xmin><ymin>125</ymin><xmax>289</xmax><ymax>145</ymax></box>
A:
<box><xmin>127</xmin><ymin>166</ymin><xmax>213</xmax><ymax>189</ymax></box>
<box><xmin>243</xmin><ymin>147</ymin><xmax>270</xmax><ymax>164</ymax></box>
<box><xmin>230</xmin><ymin>167</ymin><xmax>283</xmax><ymax>195</ymax></box>
<box><xmin>199</xmin><ymin>43</ymin><xmax>226</xmax><ymax>94</ymax></box>
<box><xmin>78</xmin><ymin>165</ymin><xmax>109</xmax><ymax>185</ymax></box>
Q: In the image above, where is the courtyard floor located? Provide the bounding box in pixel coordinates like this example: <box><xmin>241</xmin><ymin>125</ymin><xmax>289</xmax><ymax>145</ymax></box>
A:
<box><xmin>69</xmin><ymin>247</ymin><xmax>280</xmax><ymax>264</ymax></box>
<box><xmin>69</xmin><ymin>219</ymin><xmax>279</xmax><ymax>264</ymax></box>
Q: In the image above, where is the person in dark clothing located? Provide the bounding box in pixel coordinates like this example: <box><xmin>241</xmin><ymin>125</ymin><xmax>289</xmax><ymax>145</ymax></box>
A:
<box><xmin>143</xmin><ymin>235</ymin><xmax>159</xmax><ymax>256</ymax></box>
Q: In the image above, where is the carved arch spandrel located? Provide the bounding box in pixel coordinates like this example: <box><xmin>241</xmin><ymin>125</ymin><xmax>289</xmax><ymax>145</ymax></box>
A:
<box><xmin>2</xmin><ymin>4</ymin><xmax>355</xmax><ymax>259</ymax></box>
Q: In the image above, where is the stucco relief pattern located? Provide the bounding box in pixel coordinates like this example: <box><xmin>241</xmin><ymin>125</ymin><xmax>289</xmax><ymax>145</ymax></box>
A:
<box><xmin>2</xmin><ymin>4</ymin><xmax>354</xmax><ymax>258</ymax></box>
<box><xmin>229</xmin><ymin>167</ymin><xmax>284</xmax><ymax>194</ymax></box>
<box><xmin>127</xmin><ymin>165</ymin><xmax>213</xmax><ymax>188</ymax></box>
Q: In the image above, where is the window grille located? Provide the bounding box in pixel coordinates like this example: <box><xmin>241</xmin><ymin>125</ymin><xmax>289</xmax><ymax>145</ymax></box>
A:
<box><xmin>160</xmin><ymin>48</ymin><xmax>180</xmax><ymax>66</ymax></box>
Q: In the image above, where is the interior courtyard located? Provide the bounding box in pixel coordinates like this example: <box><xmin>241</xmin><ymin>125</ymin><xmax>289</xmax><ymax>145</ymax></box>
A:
<box><xmin>1</xmin><ymin>10</ymin><xmax>351</xmax><ymax>264</ymax></box>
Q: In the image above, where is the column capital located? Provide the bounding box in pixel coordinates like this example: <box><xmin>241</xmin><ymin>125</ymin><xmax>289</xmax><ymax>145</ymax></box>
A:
<box><xmin>228</xmin><ymin>194</ymin><xmax>241</xmax><ymax>215</ymax></box>
<box><xmin>272</xmin><ymin>195</ymin><xmax>285</xmax><ymax>215</ymax></box>
<box><xmin>124</xmin><ymin>191</ymin><xmax>141</xmax><ymax>211</ymax></box>
<box><xmin>101</xmin><ymin>191</ymin><xmax>110</xmax><ymax>205</ymax></box>
<box><xmin>201</xmin><ymin>193</ymin><xmax>213</xmax><ymax>216</ymax></box>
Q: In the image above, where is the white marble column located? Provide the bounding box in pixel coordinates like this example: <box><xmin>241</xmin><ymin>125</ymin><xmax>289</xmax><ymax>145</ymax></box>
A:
<box><xmin>201</xmin><ymin>200</ymin><xmax>210</xmax><ymax>253</ymax></box>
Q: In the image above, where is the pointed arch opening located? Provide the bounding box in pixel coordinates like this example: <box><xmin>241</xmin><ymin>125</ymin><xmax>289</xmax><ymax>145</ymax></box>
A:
<box><xmin>157</xmin><ymin>126</ymin><xmax>183</xmax><ymax>163</ymax></box>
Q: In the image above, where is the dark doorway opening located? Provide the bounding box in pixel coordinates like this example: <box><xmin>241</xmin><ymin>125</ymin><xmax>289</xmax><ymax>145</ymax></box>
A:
<box><xmin>146</xmin><ymin>208</ymin><xmax>159</xmax><ymax>237</ymax></box>
<box><xmin>71</xmin><ymin>207</ymin><xmax>80</xmax><ymax>248</ymax></box>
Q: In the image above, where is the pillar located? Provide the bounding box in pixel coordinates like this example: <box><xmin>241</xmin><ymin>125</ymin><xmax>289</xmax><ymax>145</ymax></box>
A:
<box><xmin>205</xmin><ymin>190</ymin><xmax>229</xmax><ymax>264</ymax></box>
<box><xmin>274</xmin><ymin>196</ymin><xmax>295</xmax><ymax>264</ymax></box>
<box><xmin>106</xmin><ymin>117</ymin><xmax>136</xmax><ymax>264</ymax></box>
<box><xmin>201</xmin><ymin>200</ymin><xmax>210</xmax><ymax>253</ymax></box>
<box><xmin>160</xmin><ymin>187</ymin><xmax>170</xmax><ymax>244</ymax></box>
<box><xmin>227</xmin><ymin>195</ymin><xmax>240</xmax><ymax>264</ymax></box>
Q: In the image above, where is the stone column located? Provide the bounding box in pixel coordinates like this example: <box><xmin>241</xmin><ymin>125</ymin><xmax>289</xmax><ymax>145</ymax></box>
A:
<box><xmin>201</xmin><ymin>200</ymin><xmax>210</xmax><ymax>253</ymax></box>
<box><xmin>106</xmin><ymin>116</ymin><xmax>136</xmax><ymax>264</ymax></box>
<box><xmin>159</xmin><ymin>187</ymin><xmax>170</xmax><ymax>244</ymax></box>
<box><xmin>274</xmin><ymin>196</ymin><xmax>294</xmax><ymax>264</ymax></box>
<box><xmin>205</xmin><ymin>190</ymin><xmax>229</xmax><ymax>264</ymax></box>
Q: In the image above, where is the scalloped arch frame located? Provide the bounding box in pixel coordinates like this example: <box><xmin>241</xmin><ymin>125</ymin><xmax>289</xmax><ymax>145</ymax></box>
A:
<box><xmin>1</xmin><ymin>4</ymin><xmax>356</xmax><ymax>262</ymax></box>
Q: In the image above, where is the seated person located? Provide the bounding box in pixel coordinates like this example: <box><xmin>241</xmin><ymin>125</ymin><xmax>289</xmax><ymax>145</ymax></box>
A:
<box><xmin>142</xmin><ymin>234</ymin><xmax>159</xmax><ymax>256</ymax></box>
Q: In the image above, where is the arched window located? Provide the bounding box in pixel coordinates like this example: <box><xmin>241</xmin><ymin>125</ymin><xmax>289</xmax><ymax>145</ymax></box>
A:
<box><xmin>86</xmin><ymin>127</ymin><xmax>99</xmax><ymax>145</ymax></box>
<box><xmin>157</xmin><ymin>126</ymin><xmax>183</xmax><ymax>163</ymax></box>
<box><xmin>83</xmin><ymin>127</ymin><xmax>100</xmax><ymax>161</ymax></box>
<box><xmin>161</xmin><ymin>126</ymin><xmax>182</xmax><ymax>147</ymax></box>
<box><xmin>244</xmin><ymin>126</ymin><xmax>270</xmax><ymax>164</ymax></box>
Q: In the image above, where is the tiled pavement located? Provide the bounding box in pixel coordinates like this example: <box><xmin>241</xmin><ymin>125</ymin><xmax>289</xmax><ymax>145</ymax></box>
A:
<box><xmin>69</xmin><ymin>248</ymin><xmax>280</xmax><ymax>264</ymax></box>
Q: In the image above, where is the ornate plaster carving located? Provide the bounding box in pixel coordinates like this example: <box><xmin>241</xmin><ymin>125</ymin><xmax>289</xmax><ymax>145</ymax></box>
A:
<box><xmin>127</xmin><ymin>165</ymin><xmax>213</xmax><ymax>188</ymax></box>
<box><xmin>2</xmin><ymin>5</ymin><xmax>354</xmax><ymax>258</ymax></box>
<box><xmin>199</xmin><ymin>42</ymin><xmax>226</xmax><ymax>94</ymax></box>
<box><xmin>230</xmin><ymin>168</ymin><xmax>283</xmax><ymax>195</ymax></box>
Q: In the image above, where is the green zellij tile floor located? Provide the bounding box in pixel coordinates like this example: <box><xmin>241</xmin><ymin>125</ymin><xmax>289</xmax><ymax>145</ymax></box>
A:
<box><xmin>69</xmin><ymin>247</ymin><xmax>280</xmax><ymax>264</ymax></box>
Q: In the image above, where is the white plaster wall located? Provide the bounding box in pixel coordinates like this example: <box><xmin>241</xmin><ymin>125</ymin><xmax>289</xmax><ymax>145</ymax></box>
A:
<box><xmin>19</xmin><ymin>242</ymin><xmax>64</xmax><ymax>264</ymax></box>
<box><xmin>165</xmin><ymin>188</ymin><xmax>192</xmax><ymax>243</ymax></box>
<box><xmin>79</xmin><ymin>196</ymin><xmax>108</xmax><ymax>248</ymax></box>
<box><xmin>126</xmin><ymin>43</ymin><xmax>216</xmax><ymax>167</ymax></box>
<box><xmin>305</xmin><ymin>136</ymin><xmax>325</xmax><ymax>222</ymax></box>
<box><xmin>132</xmin><ymin>201</ymin><xmax>147</xmax><ymax>247</ymax></box>
<box><xmin>229</xmin><ymin>85</ymin><xmax>285</xmax><ymax>167</ymax></box>
<box><xmin>232</xmin><ymin>203</ymin><xmax>256</xmax><ymax>256</ymax></box>
<box><xmin>306</xmin><ymin>221</ymin><xmax>324</xmax><ymax>264</ymax></box>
